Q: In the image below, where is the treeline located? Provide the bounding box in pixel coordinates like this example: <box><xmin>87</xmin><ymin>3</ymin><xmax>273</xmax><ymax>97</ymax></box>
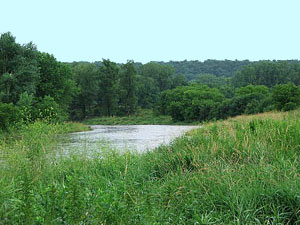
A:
<box><xmin>156</xmin><ymin>59</ymin><xmax>300</xmax><ymax>81</ymax></box>
<box><xmin>156</xmin><ymin>59</ymin><xmax>252</xmax><ymax>80</ymax></box>
<box><xmin>159</xmin><ymin>60</ymin><xmax>300</xmax><ymax>122</ymax></box>
<box><xmin>89</xmin><ymin>59</ymin><xmax>252</xmax><ymax>81</ymax></box>
<box><xmin>69</xmin><ymin>61</ymin><xmax>187</xmax><ymax>120</ymax></box>
<box><xmin>158</xmin><ymin>60</ymin><xmax>300</xmax><ymax>121</ymax></box>
<box><xmin>0</xmin><ymin>32</ymin><xmax>77</xmax><ymax>129</ymax></box>
<box><xmin>0</xmin><ymin>32</ymin><xmax>188</xmax><ymax>129</ymax></box>
<box><xmin>158</xmin><ymin>83</ymin><xmax>300</xmax><ymax>122</ymax></box>
<box><xmin>1</xmin><ymin>32</ymin><xmax>300</xmax><ymax>129</ymax></box>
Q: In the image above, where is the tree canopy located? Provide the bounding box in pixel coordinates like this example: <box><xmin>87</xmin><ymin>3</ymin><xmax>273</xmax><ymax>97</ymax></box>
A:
<box><xmin>1</xmin><ymin>31</ymin><xmax>300</xmax><ymax>127</ymax></box>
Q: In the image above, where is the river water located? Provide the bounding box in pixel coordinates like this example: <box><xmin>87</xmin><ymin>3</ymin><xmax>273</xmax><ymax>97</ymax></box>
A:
<box><xmin>60</xmin><ymin>125</ymin><xmax>198</xmax><ymax>154</ymax></box>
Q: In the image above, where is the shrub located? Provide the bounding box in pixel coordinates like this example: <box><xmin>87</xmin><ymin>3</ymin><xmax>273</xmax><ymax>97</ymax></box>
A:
<box><xmin>17</xmin><ymin>92</ymin><xmax>35</xmax><ymax>123</ymax></box>
<box><xmin>33</xmin><ymin>96</ymin><xmax>65</xmax><ymax>123</ymax></box>
<box><xmin>272</xmin><ymin>83</ymin><xmax>300</xmax><ymax>111</ymax></box>
<box><xmin>0</xmin><ymin>102</ymin><xmax>21</xmax><ymax>130</ymax></box>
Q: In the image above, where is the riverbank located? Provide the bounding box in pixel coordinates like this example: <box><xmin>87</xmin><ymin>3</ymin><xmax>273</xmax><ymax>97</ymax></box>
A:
<box><xmin>1</xmin><ymin>109</ymin><xmax>300</xmax><ymax>224</ymax></box>
<box><xmin>83</xmin><ymin>109</ymin><xmax>199</xmax><ymax>125</ymax></box>
<box><xmin>60</xmin><ymin>121</ymin><xmax>92</xmax><ymax>133</ymax></box>
<box><xmin>0</xmin><ymin>121</ymin><xmax>90</xmax><ymax>143</ymax></box>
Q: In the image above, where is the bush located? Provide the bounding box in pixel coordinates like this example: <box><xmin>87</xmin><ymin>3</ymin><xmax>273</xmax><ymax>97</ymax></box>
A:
<box><xmin>282</xmin><ymin>102</ymin><xmax>298</xmax><ymax>111</ymax></box>
<box><xmin>17</xmin><ymin>92</ymin><xmax>35</xmax><ymax>123</ymax></box>
<box><xmin>158</xmin><ymin>85</ymin><xmax>224</xmax><ymax>122</ymax></box>
<box><xmin>0</xmin><ymin>102</ymin><xmax>21</xmax><ymax>130</ymax></box>
<box><xmin>272</xmin><ymin>83</ymin><xmax>300</xmax><ymax>111</ymax></box>
<box><xmin>33</xmin><ymin>96</ymin><xmax>65</xmax><ymax>123</ymax></box>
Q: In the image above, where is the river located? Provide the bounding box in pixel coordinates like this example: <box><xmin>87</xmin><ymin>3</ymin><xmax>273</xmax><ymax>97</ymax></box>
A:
<box><xmin>60</xmin><ymin>125</ymin><xmax>198</xmax><ymax>154</ymax></box>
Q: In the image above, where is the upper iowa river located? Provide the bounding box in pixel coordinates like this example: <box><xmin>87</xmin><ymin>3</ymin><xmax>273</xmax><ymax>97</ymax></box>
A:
<box><xmin>61</xmin><ymin>125</ymin><xmax>199</xmax><ymax>154</ymax></box>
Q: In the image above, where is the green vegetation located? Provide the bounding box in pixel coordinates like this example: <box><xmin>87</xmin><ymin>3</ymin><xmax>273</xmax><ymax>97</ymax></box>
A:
<box><xmin>2</xmin><ymin>31</ymin><xmax>300</xmax><ymax>224</ymax></box>
<box><xmin>83</xmin><ymin>109</ymin><xmax>179</xmax><ymax>125</ymax></box>
<box><xmin>2</xmin><ymin>109</ymin><xmax>300</xmax><ymax>224</ymax></box>
<box><xmin>159</xmin><ymin>83</ymin><xmax>300</xmax><ymax>122</ymax></box>
<box><xmin>232</xmin><ymin>61</ymin><xmax>300</xmax><ymax>87</ymax></box>
<box><xmin>156</xmin><ymin>59</ymin><xmax>252</xmax><ymax>80</ymax></box>
<box><xmin>60</xmin><ymin>122</ymin><xmax>92</xmax><ymax>133</ymax></box>
<box><xmin>2</xmin><ymin>32</ymin><xmax>300</xmax><ymax>126</ymax></box>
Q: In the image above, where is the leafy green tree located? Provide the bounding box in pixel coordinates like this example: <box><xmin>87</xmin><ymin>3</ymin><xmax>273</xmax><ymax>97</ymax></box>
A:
<box><xmin>36</xmin><ymin>52</ymin><xmax>77</xmax><ymax>114</ymax></box>
<box><xmin>136</xmin><ymin>75</ymin><xmax>159</xmax><ymax>109</ymax></box>
<box><xmin>98</xmin><ymin>59</ymin><xmax>120</xmax><ymax>116</ymax></box>
<box><xmin>17</xmin><ymin>92</ymin><xmax>35</xmax><ymax>123</ymax></box>
<box><xmin>213</xmin><ymin>85</ymin><xmax>274</xmax><ymax>120</ymax></box>
<box><xmin>33</xmin><ymin>95</ymin><xmax>64</xmax><ymax>122</ymax></box>
<box><xmin>170</xmin><ymin>74</ymin><xmax>187</xmax><ymax>88</ymax></box>
<box><xmin>232</xmin><ymin>61</ymin><xmax>300</xmax><ymax>88</ymax></box>
<box><xmin>0</xmin><ymin>32</ymin><xmax>21</xmax><ymax>75</ymax></box>
<box><xmin>140</xmin><ymin>63</ymin><xmax>174</xmax><ymax>91</ymax></box>
<box><xmin>159</xmin><ymin>85</ymin><xmax>224</xmax><ymax>122</ymax></box>
<box><xmin>118</xmin><ymin>60</ymin><xmax>137</xmax><ymax>115</ymax></box>
<box><xmin>0</xmin><ymin>32</ymin><xmax>40</xmax><ymax>103</ymax></box>
<box><xmin>70</xmin><ymin>63</ymin><xmax>99</xmax><ymax>119</ymax></box>
<box><xmin>235</xmin><ymin>85</ymin><xmax>269</xmax><ymax>96</ymax></box>
<box><xmin>272</xmin><ymin>83</ymin><xmax>300</xmax><ymax>111</ymax></box>
<box><xmin>218</xmin><ymin>85</ymin><xmax>235</xmax><ymax>98</ymax></box>
<box><xmin>195</xmin><ymin>74</ymin><xmax>231</xmax><ymax>88</ymax></box>
<box><xmin>0</xmin><ymin>102</ymin><xmax>21</xmax><ymax>130</ymax></box>
<box><xmin>228</xmin><ymin>85</ymin><xmax>271</xmax><ymax>116</ymax></box>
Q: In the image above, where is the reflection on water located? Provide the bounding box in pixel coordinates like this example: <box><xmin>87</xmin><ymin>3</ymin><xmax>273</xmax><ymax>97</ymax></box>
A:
<box><xmin>61</xmin><ymin>125</ymin><xmax>198</xmax><ymax>154</ymax></box>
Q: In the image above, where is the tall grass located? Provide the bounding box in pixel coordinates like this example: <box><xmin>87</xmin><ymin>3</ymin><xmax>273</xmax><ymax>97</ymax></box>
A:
<box><xmin>1</xmin><ymin>110</ymin><xmax>300</xmax><ymax>224</ymax></box>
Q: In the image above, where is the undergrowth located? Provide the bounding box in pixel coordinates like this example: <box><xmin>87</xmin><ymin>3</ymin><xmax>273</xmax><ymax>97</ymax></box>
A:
<box><xmin>1</xmin><ymin>110</ymin><xmax>300</xmax><ymax>224</ymax></box>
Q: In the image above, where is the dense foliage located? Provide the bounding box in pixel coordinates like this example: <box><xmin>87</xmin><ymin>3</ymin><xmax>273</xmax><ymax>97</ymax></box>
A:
<box><xmin>1</xmin><ymin>32</ymin><xmax>300</xmax><ymax>128</ymax></box>
<box><xmin>2</xmin><ymin>32</ymin><xmax>300</xmax><ymax>224</ymax></box>
<box><xmin>272</xmin><ymin>83</ymin><xmax>300</xmax><ymax>111</ymax></box>
<box><xmin>158</xmin><ymin>85</ymin><xmax>224</xmax><ymax>121</ymax></box>
<box><xmin>232</xmin><ymin>61</ymin><xmax>300</xmax><ymax>87</ymax></box>
<box><xmin>156</xmin><ymin>59</ymin><xmax>252</xmax><ymax>80</ymax></box>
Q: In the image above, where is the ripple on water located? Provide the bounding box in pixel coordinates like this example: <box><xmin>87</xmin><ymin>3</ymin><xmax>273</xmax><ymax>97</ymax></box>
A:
<box><xmin>59</xmin><ymin>125</ymin><xmax>199</xmax><ymax>155</ymax></box>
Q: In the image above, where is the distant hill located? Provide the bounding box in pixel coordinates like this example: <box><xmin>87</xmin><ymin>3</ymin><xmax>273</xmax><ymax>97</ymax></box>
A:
<box><xmin>71</xmin><ymin>59</ymin><xmax>300</xmax><ymax>82</ymax></box>
<box><xmin>154</xmin><ymin>60</ymin><xmax>251</xmax><ymax>80</ymax></box>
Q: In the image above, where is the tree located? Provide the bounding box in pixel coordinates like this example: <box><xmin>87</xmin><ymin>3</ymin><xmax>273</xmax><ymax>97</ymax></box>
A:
<box><xmin>227</xmin><ymin>85</ymin><xmax>271</xmax><ymax>116</ymax></box>
<box><xmin>158</xmin><ymin>85</ymin><xmax>224</xmax><ymax>122</ymax></box>
<box><xmin>36</xmin><ymin>52</ymin><xmax>77</xmax><ymax>114</ymax></box>
<box><xmin>118</xmin><ymin>60</ymin><xmax>137</xmax><ymax>116</ymax></box>
<box><xmin>195</xmin><ymin>74</ymin><xmax>230</xmax><ymax>88</ymax></box>
<box><xmin>0</xmin><ymin>32</ymin><xmax>20</xmax><ymax>75</ymax></box>
<box><xmin>156</xmin><ymin>60</ymin><xmax>251</xmax><ymax>80</ymax></box>
<box><xmin>272</xmin><ymin>83</ymin><xmax>300</xmax><ymax>111</ymax></box>
<box><xmin>140</xmin><ymin>63</ymin><xmax>174</xmax><ymax>92</ymax></box>
<box><xmin>0</xmin><ymin>32</ymin><xmax>40</xmax><ymax>103</ymax></box>
<box><xmin>34</xmin><ymin>95</ymin><xmax>64</xmax><ymax>122</ymax></box>
<box><xmin>0</xmin><ymin>103</ymin><xmax>21</xmax><ymax>130</ymax></box>
<box><xmin>170</xmin><ymin>74</ymin><xmax>187</xmax><ymax>88</ymax></box>
<box><xmin>136</xmin><ymin>75</ymin><xmax>159</xmax><ymax>109</ymax></box>
<box><xmin>98</xmin><ymin>59</ymin><xmax>120</xmax><ymax>116</ymax></box>
<box><xmin>231</xmin><ymin>61</ymin><xmax>300</xmax><ymax>88</ymax></box>
<box><xmin>70</xmin><ymin>63</ymin><xmax>99</xmax><ymax>119</ymax></box>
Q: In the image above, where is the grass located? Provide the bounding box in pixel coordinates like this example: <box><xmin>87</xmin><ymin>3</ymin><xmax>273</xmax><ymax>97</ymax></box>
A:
<box><xmin>1</xmin><ymin>109</ymin><xmax>300</xmax><ymax>224</ymax></box>
<box><xmin>83</xmin><ymin>109</ymin><xmax>199</xmax><ymax>125</ymax></box>
<box><xmin>60</xmin><ymin>121</ymin><xmax>92</xmax><ymax>133</ymax></box>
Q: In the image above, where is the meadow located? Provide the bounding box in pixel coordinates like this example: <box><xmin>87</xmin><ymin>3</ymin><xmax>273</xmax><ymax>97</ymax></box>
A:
<box><xmin>1</xmin><ymin>109</ymin><xmax>300</xmax><ymax>224</ymax></box>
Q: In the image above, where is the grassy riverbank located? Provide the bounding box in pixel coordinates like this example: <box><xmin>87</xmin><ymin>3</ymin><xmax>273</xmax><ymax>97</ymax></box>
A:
<box><xmin>1</xmin><ymin>110</ymin><xmax>300</xmax><ymax>224</ymax></box>
<box><xmin>60</xmin><ymin>122</ymin><xmax>92</xmax><ymax>133</ymax></box>
<box><xmin>83</xmin><ymin>109</ymin><xmax>198</xmax><ymax>125</ymax></box>
<box><xmin>0</xmin><ymin>121</ymin><xmax>90</xmax><ymax>141</ymax></box>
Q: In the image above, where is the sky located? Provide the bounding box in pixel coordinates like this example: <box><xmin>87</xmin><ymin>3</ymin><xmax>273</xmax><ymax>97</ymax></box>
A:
<box><xmin>1</xmin><ymin>0</ymin><xmax>300</xmax><ymax>63</ymax></box>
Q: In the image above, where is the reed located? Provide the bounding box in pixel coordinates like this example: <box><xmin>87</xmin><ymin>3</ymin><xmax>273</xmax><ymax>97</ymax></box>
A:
<box><xmin>1</xmin><ymin>110</ymin><xmax>300</xmax><ymax>224</ymax></box>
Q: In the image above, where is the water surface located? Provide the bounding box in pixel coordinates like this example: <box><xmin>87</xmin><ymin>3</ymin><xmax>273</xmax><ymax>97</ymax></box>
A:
<box><xmin>61</xmin><ymin>125</ymin><xmax>198</xmax><ymax>154</ymax></box>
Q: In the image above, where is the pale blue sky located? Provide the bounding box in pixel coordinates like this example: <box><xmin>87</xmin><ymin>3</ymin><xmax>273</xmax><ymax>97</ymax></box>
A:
<box><xmin>1</xmin><ymin>0</ymin><xmax>299</xmax><ymax>63</ymax></box>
